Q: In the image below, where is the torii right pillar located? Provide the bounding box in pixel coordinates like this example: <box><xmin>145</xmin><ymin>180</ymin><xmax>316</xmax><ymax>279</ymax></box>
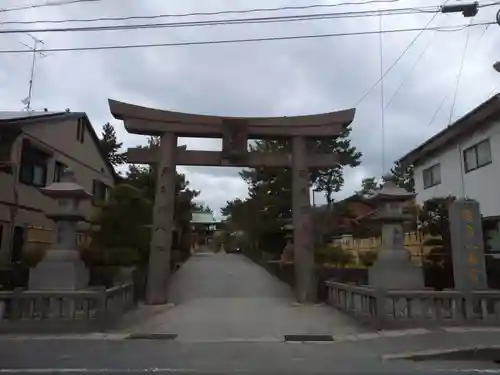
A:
<box><xmin>292</xmin><ymin>136</ymin><xmax>316</xmax><ymax>303</ymax></box>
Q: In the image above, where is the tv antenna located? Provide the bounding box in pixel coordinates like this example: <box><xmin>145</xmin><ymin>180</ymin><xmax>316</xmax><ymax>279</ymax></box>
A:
<box><xmin>20</xmin><ymin>34</ymin><xmax>48</xmax><ymax>111</ymax></box>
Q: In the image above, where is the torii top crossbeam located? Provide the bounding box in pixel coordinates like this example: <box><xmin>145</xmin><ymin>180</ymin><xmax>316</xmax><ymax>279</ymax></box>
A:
<box><xmin>109</xmin><ymin>99</ymin><xmax>356</xmax><ymax>138</ymax></box>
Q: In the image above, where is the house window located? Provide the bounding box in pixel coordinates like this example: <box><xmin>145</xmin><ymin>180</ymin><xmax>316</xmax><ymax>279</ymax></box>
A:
<box><xmin>422</xmin><ymin>163</ymin><xmax>441</xmax><ymax>189</ymax></box>
<box><xmin>53</xmin><ymin>161</ymin><xmax>67</xmax><ymax>182</ymax></box>
<box><xmin>76</xmin><ymin>118</ymin><xmax>85</xmax><ymax>143</ymax></box>
<box><xmin>10</xmin><ymin>226</ymin><xmax>24</xmax><ymax>264</ymax></box>
<box><xmin>19</xmin><ymin>142</ymin><xmax>48</xmax><ymax>187</ymax></box>
<box><xmin>464</xmin><ymin>139</ymin><xmax>492</xmax><ymax>173</ymax></box>
<box><xmin>92</xmin><ymin>179</ymin><xmax>110</xmax><ymax>204</ymax></box>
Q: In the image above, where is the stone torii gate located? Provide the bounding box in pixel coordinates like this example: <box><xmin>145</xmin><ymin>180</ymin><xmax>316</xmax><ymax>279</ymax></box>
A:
<box><xmin>109</xmin><ymin>99</ymin><xmax>356</xmax><ymax>305</ymax></box>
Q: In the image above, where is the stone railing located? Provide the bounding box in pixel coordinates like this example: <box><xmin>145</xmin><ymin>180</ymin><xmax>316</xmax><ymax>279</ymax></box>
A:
<box><xmin>0</xmin><ymin>283</ymin><xmax>134</xmax><ymax>333</ymax></box>
<box><xmin>326</xmin><ymin>281</ymin><xmax>500</xmax><ymax>329</ymax></box>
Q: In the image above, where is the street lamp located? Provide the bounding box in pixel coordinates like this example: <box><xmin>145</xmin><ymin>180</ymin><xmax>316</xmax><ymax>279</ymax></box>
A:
<box><xmin>441</xmin><ymin>2</ymin><xmax>478</xmax><ymax>17</ymax></box>
<box><xmin>494</xmin><ymin>61</ymin><xmax>500</xmax><ymax>73</ymax></box>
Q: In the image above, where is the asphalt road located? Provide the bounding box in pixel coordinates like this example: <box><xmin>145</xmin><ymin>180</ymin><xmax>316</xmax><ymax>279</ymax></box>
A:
<box><xmin>2</xmin><ymin>332</ymin><xmax>500</xmax><ymax>374</ymax></box>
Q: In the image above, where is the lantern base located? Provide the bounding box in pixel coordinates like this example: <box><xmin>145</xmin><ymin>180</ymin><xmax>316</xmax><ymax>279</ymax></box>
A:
<box><xmin>368</xmin><ymin>251</ymin><xmax>424</xmax><ymax>290</ymax></box>
<box><xmin>29</xmin><ymin>249</ymin><xmax>89</xmax><ymax>290</ymax></box>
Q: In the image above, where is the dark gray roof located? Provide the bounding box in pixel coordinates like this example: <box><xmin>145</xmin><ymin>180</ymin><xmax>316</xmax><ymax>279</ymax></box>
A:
<box><xmin>0</xmin><ymin>111</ymin><xmax>63</xmax><ymax>121</ymax></box>
<box><xmin>398</xmin><ymin>93</ymin><xmax>500</xmax><ymax>168</ymax></box>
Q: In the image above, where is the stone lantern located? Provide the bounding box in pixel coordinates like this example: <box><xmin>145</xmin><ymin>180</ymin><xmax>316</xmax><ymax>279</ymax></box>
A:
<box><xmin>28</xmin><ymin>169</ymin><xmax>91</xmax><ymax>290</ymax></box>
<box><xmin>367</xmin><ymin>175</ymin><xmax>424</xmax><ymax>289</ymax></box>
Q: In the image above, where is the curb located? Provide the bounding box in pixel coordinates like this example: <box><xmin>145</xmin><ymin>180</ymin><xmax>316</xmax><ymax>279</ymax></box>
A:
<box><xmin>1</xmin><ymin>327</ymin><xmax>499</xmax><ymax>342</ymax></box>
<box><xmin>382</xmin><ymin>344</ymin><xmax>500</xmax><ymax>361</ymax></box>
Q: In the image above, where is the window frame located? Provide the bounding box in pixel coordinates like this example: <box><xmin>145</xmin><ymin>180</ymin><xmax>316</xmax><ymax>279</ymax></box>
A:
<box><xmin>422</xmin><ymin>163</ymin><xmax>441</xmax><ymax>189</ymax></box>
<box><xmin>76</xmin><ymin>118</ymin><xmax>85</xmax><ymax>143</ymax></box>
<box><xmin>19</xmin><ymin>145</ymin><xmax>48</xmax><ymax>187</ymax></box>
<box><xmin>92</xmin><ymin>179</ymin><xmax>110</xmax><ymax>205</ymax></box>
<box><xmin>53</xmin><ymin>161</ymin><xmax>67</xmax><ymax>182</ymax></box>
<box><xmin>463</xmin><ymin>139</ymin><xmax>492</xmax><ymax>173</ymax></box>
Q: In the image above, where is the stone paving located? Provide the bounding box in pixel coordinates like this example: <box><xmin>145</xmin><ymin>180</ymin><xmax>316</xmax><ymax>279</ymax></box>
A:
<box><xmin>120</xmin><ymin>252</ymin><xmax>368</xmax><ymax>342</ymax></box>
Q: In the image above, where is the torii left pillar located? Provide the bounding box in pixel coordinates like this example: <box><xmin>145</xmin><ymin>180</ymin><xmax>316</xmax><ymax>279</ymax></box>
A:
<box><xmin>292</xmin><ymin>136</ymin><xmax>316</xmax><ymax>303</ymax></box>
<box><xmin>146</xmin><ymin>132</ymin><xmax>177</xmax><ymax>305</ymax></box>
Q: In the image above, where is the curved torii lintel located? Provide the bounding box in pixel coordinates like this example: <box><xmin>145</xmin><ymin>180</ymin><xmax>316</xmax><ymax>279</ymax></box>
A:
<box><xmin>109</xmin><ymin>99</ymin><xmax>356</xmax><ymax>138</ymax></box>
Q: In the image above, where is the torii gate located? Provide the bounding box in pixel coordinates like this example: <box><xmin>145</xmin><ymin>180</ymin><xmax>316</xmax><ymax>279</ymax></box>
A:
<box><xmin>109</xmin><ymin>99</ymin><xmax>356</xmax><ymax>304</ymax></box>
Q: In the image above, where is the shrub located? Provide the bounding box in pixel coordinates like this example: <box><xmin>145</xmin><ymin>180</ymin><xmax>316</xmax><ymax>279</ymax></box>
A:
<box><xmin>80</xmin><ymin>245</ymin><xmax>140</xmax><ymax>267</ymax></box>
<box><xmin>91</xmin><ymin>184</ymin><xmax>152</xmax><ymax>265</ymax></box>
<box><xmin>21</xmin><ymin>243</ymin><xmax>48</xmax><ymax>268</ymax></box>
<box><xmin>358</xmin><ymin>251</ymin><xmax>377</xmax><ymax>267</ymax></box>
<box><xmin>315</xmin><ymin>244</ymin><xmax>354</xmax><ymax>267</ymax></box>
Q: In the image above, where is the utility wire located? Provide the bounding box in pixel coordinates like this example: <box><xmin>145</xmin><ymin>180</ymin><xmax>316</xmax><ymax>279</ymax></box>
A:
<box><xmin>385</xmin><ymin>30</ymin><xmax>439</xmax><ymax>109</ymax></box>
<box><xmin>426</xmin><ymin>23</ymin><xmax>489</xmax><ymax>129</ymax></box>
<box><xmin>379</xmin><ymin>11</ymin><xmax>386</xmax><ymax>175</ymax></box>
<box><xmin>3</xmin><ymin>0</ymin><xmax>496</xmax><ymax>21</ymax></box>
<box><xmin>426</xmin><ymin>94</ymin><xmax>450</xmax><ymax>128</ymax></box>
<box><xmin>479</xmin><ymin>0</ymin><xmax>500</xmax><ymax>8</ymax></box>
<box><xmin>0</xmin><ymin>22</ymin><xmax>491</xmax><ymax>54</ymax></box>
<box><xmin>0</xmin><ymin>5</ymin><xmax>439</xmax><ymax>25</ymax></box>
<box><xmin>448</xmin><ymin>20</ymin><xmax>472</xmax><ymax>125</ymax></box>
<box><xmin>354</xmin><ymin>9</ymin><xmax>442</xmax><ymax>107</ymax></box>
<box><xmin>0</xmin><ymin>0</ymin><xmax>102</xmax><ymax>13</ymax></box>
<box><xmin>0</xmin><ymin>8</ymin><xmax>439</xmax><ymax>34</ymax></box>
<box><xmin>486</xmin><ymin>86</ymin><xmax>498</xmax><ymax>99</ymax></box>
<box><xmin>0</xmin><ymin>0</ymin><xmax>405</xmax><ymax>16</ymax></box>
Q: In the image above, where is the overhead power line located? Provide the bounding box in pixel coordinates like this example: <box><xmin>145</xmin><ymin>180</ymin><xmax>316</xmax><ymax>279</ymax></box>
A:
<box><xmin>379</xmin><ymin>13</ymin><xmax>386</xmax><ymax>175</ymax></box>
<box><xmin>0</xmin><ymin>21</ymin><xmax>492</xmax><ymax>54</ymax></box>
<box><xmin>384</xmin><ymin>30</ymin><xmax>439</xmax><ymax>109</ymax></box>
<box><xmin>2</xmin><ymin>0</ymin><xmax>497</xmax><ymax>23</ymax></box>
<box><xmin>0</xmin><ymin>0</ymin><xmax>404</xmax><ymax>16</ymax></box>
<box><xmin>448</xmin><ymin>20</ymin><xmax>473</xmax><ymax>125</ymax></box>
<box><xmin>426</xmin><ymin>23</ymin><xmax>490</xmax><ymax>129</ymax></box>
<box><xmin>0</xmin><ymin>0</ymin><xmax>102</xmax><ymax>13</ymax></box>
<box><xmin>0</xmin><ymin>7</ymin><xmax>439</xmax><ymax>34</ymax></box>
<box><xmin>354</xmin><ymin>10</ymin><xmax>442</xmax><ymax>107</ymax></box>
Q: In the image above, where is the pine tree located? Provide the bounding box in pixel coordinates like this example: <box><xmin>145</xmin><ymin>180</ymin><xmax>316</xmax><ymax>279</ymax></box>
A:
<box><xmin>98</xmin><ymin>122</ymin><xmax>126</xmax><ymax>166</ymax></box>
<box><xmin>388</xmin><ymin>161</ymin><xmax>415</xmax><ymax>192</ymax></box>
<box><xmin>311</xmin><ymin>126</ymin><xmax>362</xmax><ymax>206</ymax></box>
<box><xmin>357</xmin><ymin>177</ymin><xmax>381</xmax><ymax>196</ymax></box>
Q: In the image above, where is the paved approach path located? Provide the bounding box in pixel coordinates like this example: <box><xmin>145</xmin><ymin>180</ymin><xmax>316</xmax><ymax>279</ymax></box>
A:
<box><xmin>123</xmin><ymin>252</ymin><xmax>367</xmax><ymax>342</ymax></box>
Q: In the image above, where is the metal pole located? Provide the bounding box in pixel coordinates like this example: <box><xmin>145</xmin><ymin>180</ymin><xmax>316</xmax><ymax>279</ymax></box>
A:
<box><xmin>23</xmin><ymin>34</ymin><xmax>44</xmax><ymax>111</ymax></box>
<box><xmin>26</xmin><ymin>45</ymin><xmax>37</xmax><ymax>110</ymax></box>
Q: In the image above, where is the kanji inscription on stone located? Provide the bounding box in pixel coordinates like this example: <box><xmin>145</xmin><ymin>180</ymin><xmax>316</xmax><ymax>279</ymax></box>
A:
<box><xmin>449</xmin><ymin>200</ymin><xmax>487</xmax><ymax>290</ymax></box>
<box><xmin>222</xmin><ymin>119</ymin><xmax>247</xmax><ymax>162</ymax></box>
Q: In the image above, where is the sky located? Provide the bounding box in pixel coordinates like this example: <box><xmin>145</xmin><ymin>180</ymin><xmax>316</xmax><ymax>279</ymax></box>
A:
<box><xmin>1</xmin><ymin>0</ymin><xmax>499</xmax><ymax>217</ymax></box>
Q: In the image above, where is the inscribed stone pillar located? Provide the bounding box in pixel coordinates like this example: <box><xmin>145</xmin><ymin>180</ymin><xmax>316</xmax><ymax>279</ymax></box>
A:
<box><xmin>449</xmin><ymin>199</ymin><xmax>487</xmax><ymax>291</ymax></box>
<box><xmin>292</xmin><ymin>136</ymin><xmax>316</xmax><ymax>302</ymax></box>
<box><xmin>146</xmin><ymin>132</ymin><xmax>177</xmax><ymax>305</ymax></box>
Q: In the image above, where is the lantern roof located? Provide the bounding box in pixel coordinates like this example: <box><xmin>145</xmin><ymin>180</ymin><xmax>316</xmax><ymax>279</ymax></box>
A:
<box><xmin>367</xmin><ymin>174</ymin><xmax>415</xmax><ymax>202</ymax></box>
<box><xmin>40</xmin><ymin>169</ymin><xmax>92</xmax><ymax>199</ymax></box>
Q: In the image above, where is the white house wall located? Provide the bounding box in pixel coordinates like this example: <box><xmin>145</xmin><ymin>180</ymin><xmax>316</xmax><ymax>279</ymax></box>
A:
<box><xmin>414</xmin><ymin>118</ymin><xmax>500</xmax><ymax>217</ymax></box>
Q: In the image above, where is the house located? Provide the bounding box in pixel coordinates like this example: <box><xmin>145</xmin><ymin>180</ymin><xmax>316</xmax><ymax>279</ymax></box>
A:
<box><xmin>398</xmin><ymin>93</ymin><xmax>500</xmax><ymax>223</ymax></box>
<box><xmin>0</xmin><ymin>110</ymin><xmax>116</xmax><ymax>266</ymax></box>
